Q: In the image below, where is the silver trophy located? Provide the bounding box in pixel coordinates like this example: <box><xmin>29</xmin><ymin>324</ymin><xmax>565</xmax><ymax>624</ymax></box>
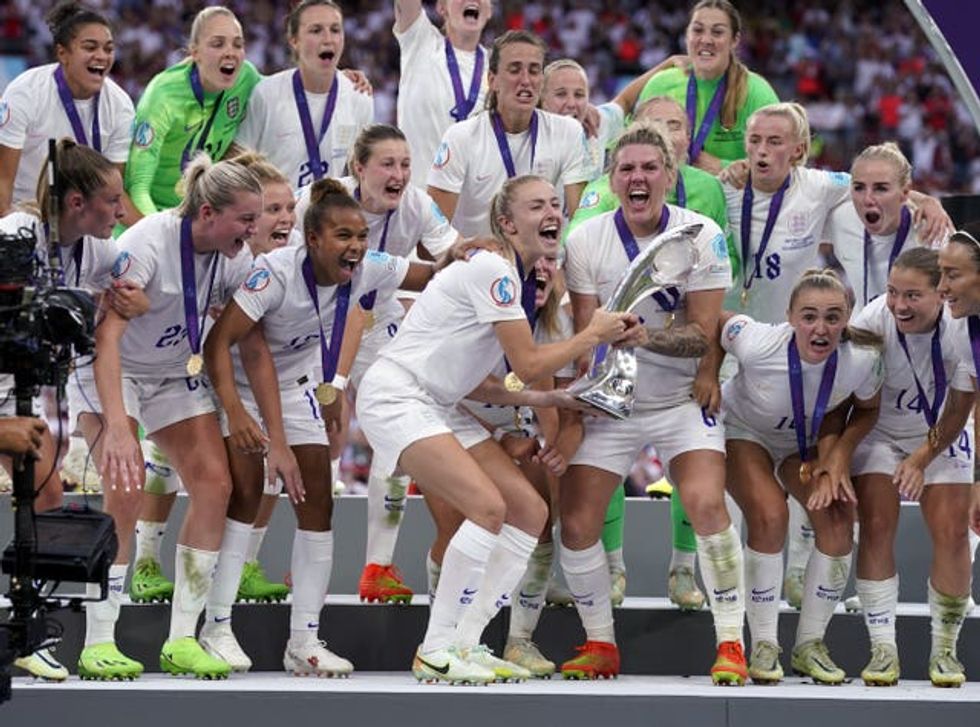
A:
<box><xmin>566</xmin><ymin>221</ymin><xmax>704</xmax><ymax>419</ymax></box>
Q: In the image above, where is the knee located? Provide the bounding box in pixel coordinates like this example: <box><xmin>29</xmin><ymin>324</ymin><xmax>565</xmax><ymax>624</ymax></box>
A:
<box><xmin>560</xmin><ymin>506</ymin><xmax>600</xmax><ymax>550</ymax></box>
<box><xmin>469</xmin><ymin>491</ymin><xmax>506</xmax><ymax>533</ymax></box>
<box><xmin>745</xmin><ymin>503</ymin><xmax>788</xmax><ymax>550</ymax></box>
<box><xmin>931</xmin><ymin>523</ymin><xmax>969</xmax><ymax>556</ymax></box>
<box><xmin>857</xmin><ymin>509</ymin><xmax>896</xmax><ymax>548</ymax></box>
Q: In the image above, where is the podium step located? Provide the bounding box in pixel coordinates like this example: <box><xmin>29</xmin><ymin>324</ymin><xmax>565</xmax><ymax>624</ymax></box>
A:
<box><xmin>8</xmin><ymin>672</ymin><xmax>980</xmax><ymax>727</ymax></box>
<box><xmin>19</xmin><ymin>596</ymin><xmax>980</xmax><ymax>681</ymax></box>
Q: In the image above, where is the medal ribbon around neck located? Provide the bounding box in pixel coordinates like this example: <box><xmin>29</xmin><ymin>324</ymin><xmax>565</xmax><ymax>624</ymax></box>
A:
<box><xmin>301</xmin><ymin>252</ymin><xmax>351</xmax><ymax>386</ymax></box>
<box><xmin>503</xmin><ymin>252</ymin><xmax>541</xmax><ymax>379</ymax></box>
<box><xmin>445</xmin><ymin>38</ymin><xmax>484</xmax><ymax>122</ymax></box>
<box><xmin>685</xmin><ymin>73</ymin><xmax>726</xmax><ymax>164</ymax></box>
<box><xmin>54</xmin><ymin>66</ymin><xmax>101</xmax><ymax>152</ymax></box>
<box><xmin>896</xmin><ymin>311</ymin><xmax>947</xmax><ymax>434</ymax></box>
<box><xmin>788</xmin><ymin>333</ymin><xmax>838</xmax><ymax>468</ymax></box>
<box><xmin>179</xmin><ymin>216</ymin><xmax>220</xmax><ymax>372</ymax></box>
<box><xmin>491</xmin><ymin>110</ymin><xmax>539</xmax><ymax>178</ymax></box>
<box><xmin>292</xmin><ymin>69</ymin><xmax>340</xmax><ymax>182</ymax></box>
<box><xmin>354</xmin><ymin>187</ymin><xmax>394</xmax><ymax>312</ymax></box>
<box><xmin>740</xmin><ymin>174</ymin><xmax>790</xmax><ymax>300</ymax></box>
<box><xmin>863</xmin><ymin>205</ymin><xmax>911</xmax><ymax>305</ymax></box>
<box><xmin>180</xmin><ymin>64</ymin><xmax>226</xmax><ymax>171</ymax></box>
<box><xmin>968</xmin><ymin>315</ymin><xmax>980</xmax><ymax>384</ymax></box>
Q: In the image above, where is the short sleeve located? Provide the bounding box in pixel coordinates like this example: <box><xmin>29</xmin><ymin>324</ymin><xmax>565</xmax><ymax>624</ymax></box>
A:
<box><xmin>562</xmin><ymin>224</ymin><xmax>598</xmax><ymax>296</ymax></box>
<box><xmin>357</xmin><ymin>250</ymin><xmax>411</xmax><ymax>297</ymax></box>
<box><xmin>426</xmin><ymin>123</ymin><xmax>467</xmax><ymax>193</ymax></box>
<box><xmin>0</xmin><ymin>77</ymin><xmax>32</xmax><ymax>149</ymax></box>
<box><xmin>849</xmin><ymin>296</ymin><xmax>886</xmax><ymax>336</ymax></box>
<box><xmin>394</xmin><ymin>10</ymin><xmax>437</xmax><ymax>69</ymax></box>
<box><xmin>418</xmin><ymin>193</ymin><xmax>459</xmax><ymax>257</ymax></box>
<box><xmin>464</xmin><ymin>253</ymin><xmax>527</xmax><ymax>324</ymax></box>
<box><xmin>104</xmin><ymin>86</ymin><xmax>135</xmax><ymax>164</ymax></box>
<box><xmin>109</xmin><ymin>243</ymin><xmax>154</xmax><ymax>289</ymax></box>
<box><xmin>720</xmin><ymin>314</ymin><xmax>755</xmax><ymax>357</ymax></box>
<box><xmin>220</xmin><ymin>250</ymin><xmax>255</xmax><ymax>301</ymax></box>
<box><xmin>852</xmin><ymin>347</ymin><xmax>884</xmax><ymax>401</ymax></box>
<box><xmin>597</xmin><ymin>102</ymin><xmax>625</xmax><ymax>149</ymax></box>
<box><xmin>234</xmin><ymin>83</ymin><xmax>266</xmax><ymax>150</ymax></box>
<box><xmin>557</xmin><ymin>117</ymin><xmax>591</xmax><ymax>187</ymax></box>
<box><xmin>233</xmin><ymin>260</ymin><xmax>286</xmax><ymax>322</ymax></box>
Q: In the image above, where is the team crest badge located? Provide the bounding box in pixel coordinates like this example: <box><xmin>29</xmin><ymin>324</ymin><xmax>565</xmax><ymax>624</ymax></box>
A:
<box><xmin>243</xmin><ymin>267</ymin><xmax>271</xmax><ymax>292</ymax></box>
<box><xmin>788</xmin><ymin>211</ymin><xmax>808</xmax><ymax>237</ymax></box>
<box><xmin>490</xmin><ymin>276</ymin><xmax>517</xmax><ymax>306</ymax></box>
<box><xmin>133</xmin><ymin>121</ymin><xmax>155</xmax><ymax>149</ymax></box>
<box><xmin>226</xmin><ymin>97</ymin><xmax>240</xmax><ymax>119</ymax></box>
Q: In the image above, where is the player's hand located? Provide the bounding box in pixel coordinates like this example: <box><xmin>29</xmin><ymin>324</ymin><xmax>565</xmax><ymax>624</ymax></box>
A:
<box><xmin>267</xmin><ymin>440</ymin><xmax>304</xmax><ymax>504</ymax></box>
<box><xmin>342</xmin><ymin>69</ymin><xmax>373</xmax><ymax>95</ymax></box>
<box><xmin>99</xmin><ymin>423</ymin><xmax>143</xmax><ymax>493</ymax></box>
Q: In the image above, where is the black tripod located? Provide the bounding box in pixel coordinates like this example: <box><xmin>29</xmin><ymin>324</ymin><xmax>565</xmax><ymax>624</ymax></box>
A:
<box><xmin>0</xmin><ymin>376</ymin><xmax>48</xmax><ymax>704</ymax></box>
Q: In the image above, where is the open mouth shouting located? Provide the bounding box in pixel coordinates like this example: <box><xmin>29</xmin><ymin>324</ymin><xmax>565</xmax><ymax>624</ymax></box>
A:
<box><xmin>318</xmin><ymin>48</ymin><xmax>337</xmax><ymax>63</ymax></box>
<box><xmin>462</xmin><ymin>3</ymin><xmax>481</xmax><ymax>22</ymax></box>
<box><xmin>270</xmin><ymin>227</ymin><xmax>291</xmax><ymax>246</ymax></box>
<box><xmin>538</xmin><ymin>221</ymin><xmax>560</xmax><ymax>249</ymax></box>
<box><xmin>219</xmin><ymin>60</ymin><xmax>238</xmax><ymax>79</ymax></box>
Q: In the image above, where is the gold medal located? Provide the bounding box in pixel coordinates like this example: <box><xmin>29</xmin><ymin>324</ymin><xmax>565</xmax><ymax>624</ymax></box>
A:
<box><xmin>363</xmin><ymin>309</ymin><xmax>376</xmax><ymax>330</ymax></box>
<box><xmin>186</xmin><ymin>353</ymin><xmax>203</xmax><ymax>377</ymax></box>
<box><xmin>799</xmin><ymin>461</ymin><xmax>812</xmax><ymax>485</ymax></box>
<box><xmin>664</xmin><ymin>312</ymin><xmax>675</xmax><ymax>330</ymax></box>
<box><xmin>315</xmin><ymin>382</ymin><xmax>338</xmax><ymax>406</ymax></box>
<box><xmin>504</xmin><ymin>371</ymin><xmax>525</xmax><ymax>393</ymax></box>
<box><xmin>740</xmin><ymin>289</ymin><xmax>748</xmax><ymax>308</ymax></box>
<box><xmin>928</xmin><ymin>425</ymin><xmax>941</xmax><ymax>450</ymax></box>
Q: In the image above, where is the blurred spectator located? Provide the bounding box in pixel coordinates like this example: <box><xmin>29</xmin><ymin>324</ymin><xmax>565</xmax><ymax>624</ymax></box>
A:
<box><xmin>3</xmin><ymin>0</ymin><xmax>977</xmax><ymax>194</ymax></box>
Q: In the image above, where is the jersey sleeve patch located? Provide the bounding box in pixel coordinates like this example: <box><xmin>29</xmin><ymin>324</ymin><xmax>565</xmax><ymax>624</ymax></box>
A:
<box><xmin>111</xmin><ymin>251</ymin><xmax>132</xmax><ymax>279</ymax></box>
<box><xmin>0</xmin><ymin>100</ymin><xmax>10</xmax><ymax>128</ymax></box>
<box><xmin>826</xmin><ymin>171</ymin><xmax>850</xmax><ymax>187</ymax></box>
<box><xmin>133</xmin><ymin>121</ymin><xmax>155</xmax><ymax>149</ymax></box>
<box><xmin>489</xmin><ymin>275</ymin><xmax>518</xmax><ymax>307</ymax></box>
<box><xmin>364</xmin><ymin>249</ymin><xmax>399</xmax><ymax>271</ymax></box>
<box><xmin>710</xmin><ymin>233</ymin><xmax>729</xmax><ymax>259</ymax></box>
<box><xmin>242</xmin><ymin>266</ymin><xmax>271</xmax><ymax>292</ymax></box>
<box><xmin>433</xmin><ymin>141</ymin><xmax>451</xmax><ymax>169</ymax></box>
<box><xmin>580</xmin><ymin>189</ymin><xmax>600</xmax><ymax>209</ymax></box>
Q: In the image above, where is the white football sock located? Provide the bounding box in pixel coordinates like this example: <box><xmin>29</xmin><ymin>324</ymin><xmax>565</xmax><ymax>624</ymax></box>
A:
<box><xmin>561</xmin><ymin>540</ymin><xmax>614</xmax><ymax>643</ymax></box>
<box><xmin>365</xmin><ymin>469</ymin><xmax>409</xmax><ymax>566</ymax></box>
<box><xmin>168</xmin><ymin>545</ymin><xmax>219</xmax><ymax>641</ymax></box>
<box><xmin>856</xmin><ymin>575</ymin><xmax>898</xmax><ymax>645</ymax></box>
<box><xmin>696</xmin><ymin>524</ymin><xmax>745</xmax><ymax>645</ymax></box>
<box><xmin>508</xmin><ymin>542</ymin><xmax>554</xmax><ymax>640</ymax></box>
<box><xmin>203</xmin><ymin>518</ymin><xmax>252</xmax><ymax>627</ymax></box>
<box><xmin>785</xmin><ymin>497</ymin><xmax>814</xmax><ymax>573</ymax></box>
<box><xmin>455</xmin><ymin>524</ymin><xmax>537</xmax><ymax>648</ymax></box>
<box><xmin>419</xmin><ymin>520</ymin><xmax>497</xmax><ymax>653</ymax></box>
<box><xmin>928</xmin><ymin>579</ymin><xmax>969</xmax><ymax>657</ymax></box>
<box><xmin>134</xmin><ymin>520</ymin><xmax>166</xmax><ymax>565</ymax></box>
<box><xmin>246</xmin><ymin>525</ymin><xmax>267</xmax><ymax>563</ymax></box>
<box><xmin>795</xmin><ymin>548</ymin><xmax>851</xmax><ymax>645</ymax></box>
<box><xmin>744</xmin><ymin>547</ymin><xmax>782</xmax><ymax>648</ymax></box>
<box><xmin>289</xmin><ymin>529</ymin><xmax>334</xmax><ymax>645</ymax></box>
<box><xmin>85</xmin><ymin>563</ymin><xmax>127</xmax><ymax>646</ymax></box>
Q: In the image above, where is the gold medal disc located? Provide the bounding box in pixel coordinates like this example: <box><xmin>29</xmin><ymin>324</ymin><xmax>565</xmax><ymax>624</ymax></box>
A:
<box><xmin>504</xmin><ymin>371</ymin><xmax>525</xmax><ymax>393</ymax></box>
<box><xmin>186</xmin><ymin>353</ymin><xmax>203</xmax><ymax>377</ymax></box>
<box><xmin>799</xmin><ymin>461</ymin><xmax>812</xmax><ymax>485</ymax></box>
<box><xmin>740</xmin><ymin>289</ymin><xmax>748</xmax><ymax>308</ymax></box>
<box><xmin>315</xmin><ymin>382</ymin><xmax>338</xmax><ymax>406</ymax></box>
<box><xmin>928</xmin><ymin>425</ymin><xmax>941</xmax><ymax>450</ymax></box>
<box><xmin>363</xmin><ymin>310</ymin><xmax>376</xmax><ymax>330</ymax></box>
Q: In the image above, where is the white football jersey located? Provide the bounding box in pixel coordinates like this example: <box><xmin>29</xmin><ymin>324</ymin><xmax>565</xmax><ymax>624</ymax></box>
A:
<box><xmin>564</xmin><ymin>205</ymin><xmax>731</xmax><ymax>410</ymax></box>
<box><xmin>295</xmin><ymin>177</ymin><xmax>458</xmax><ymax>329</ymax></box>
<box><xmin>0</xmin><ymin>64</ymin><xmax>134</xmax><ymax>205</ymax></box>
<box><xmin>427</xmin><ymin>109</ymin><xmax>590</xmax><ymax>237</ymax></box>
<box><xmin>110</xmin><ymin>211</ymin><xmax>253</xmax><ymax>378</ymax></box>
<box><xmin>395</xmin><ymin>11</ymin><xmax>488</xmax><ymax>189</ymax></box>
<box><xmin>460</xmin><ymin>303</ymin><xmax>575</xmax><ymax>426</ymax></box>
<box><xmin>823</xmin><ymin>202</ymin><xmax>925</xmax><ymax>315</ymax></box>
<box><xmin>721</xmin><ymin>315</ymin><xmax>883</xmax><ymax>449</ymax></box>
<box><xmin>851</xmin><ymin>296</ymin><xmax>972</xmax><ymax>439</ymax></box>
<box><xmin>233</xmin><ymin>243</ymin><xmax>409</xmax><ymax>385</ymax></box>
<box><xmin>235</xmin><ymin>69</ymin><xmax>373</xmax><ymax>190</ymax></box>
<box><xmin>379</xmin><ymin>249</ymin><xmax>528</xmax><ymax>405</ymax></box>
<box><xmin>724</xmin><ymin>166</ymin><xmax>851</xmax><ymax>321</ymax></box>
<box><xmin>947</xmin><ymin>309</ymin><xmax>979</xmax><ymax>389</ymax></box>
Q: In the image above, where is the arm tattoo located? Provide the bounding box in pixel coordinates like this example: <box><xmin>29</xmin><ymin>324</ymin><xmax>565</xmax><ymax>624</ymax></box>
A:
<box><xmin>641</xmin><ymin>324</ymin><xmax>708</xmax><ymax>358</ymax></box>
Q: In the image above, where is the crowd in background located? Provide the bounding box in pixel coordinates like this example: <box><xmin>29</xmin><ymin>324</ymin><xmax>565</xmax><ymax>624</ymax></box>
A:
<box><xmin>2</xmin><ymin>0</ymin><xmax>978</xmax><ymax>195</ymax></box>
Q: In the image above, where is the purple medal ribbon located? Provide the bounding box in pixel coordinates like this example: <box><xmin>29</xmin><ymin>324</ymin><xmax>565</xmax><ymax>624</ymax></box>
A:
<box><xmin>863</xmin><ymin>206</ymin><xmax>912</xmax><ymax>305</ymax></box>
<box><xmin>968</xmin><ymin>315</ymin><xmax>980</xmax><ymax>384</ymax></box>
<box><xmin>301</xmin><ymin>253</ymin><xmax>351</xmax><ymax>383</ymax></box>
<box><xmin>54</xmin><ymin>66</ymin><xmax>101</xmax><ymax>152</ymax></box>
<box><xmin>490</xmin><ymin>110</ymin><xmax>539</xmax><ymax>178</ymax></box>
<box><xmin>788</xmin><ymin>333</ymin><xmax>838</xmax><ymax>464</ymax></box>
<box><xmin>503</xmin><ymin>252</ymin><xmax>540</xmax><ymax>376</ymax></box>
<box><xmin>292</xmin><ymin>70</ymin><xmax>340</xmax><ymax>182</ymax></box>
<box><xmin>686</xmin><ymin>73</ymin><xmax>726</xmax><ymax>164</ymax></box>
<box><xmin>445</xmin><ymin>38</ymin><xmax>484</xmax><ymax>123</ymax></box>
<box><xmin>180</xmin><ymin>65</ymin><xmax>225</xmax><ymax>171</ymax></box>
<box><xmin>179</xmin><ymin>216</ymin><xmax>219</xmax><ymax>363</ymax></box>
<box><xmin>356</xmin><ymin>189</ymin><xmax>394</xmax><ymax>311</ymax></box>
<box><xmin>675</xmin><ymin>172</ymin><xmax>687</xmax><ymax>209</ymax></box>
<box><xmin>741</xmin><ymin>174</ymin><xmax>790</xmax><ymax>300</ymax></box>
<box><xmin>896</xmin><ymin>312</ymin><xmax>947</xmax><ymax>430</ymax></box>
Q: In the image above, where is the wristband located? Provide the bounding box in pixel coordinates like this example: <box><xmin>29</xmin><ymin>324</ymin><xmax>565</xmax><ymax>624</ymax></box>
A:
<box><xmin>331</xmin><ymin>374</ymin><xmax>349</xmax><ymax>390</ymax></box>
<box><xmin>492</xmin><ymin>427</ymin><xmax>507</xmax><ymax>442</ymax></box>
